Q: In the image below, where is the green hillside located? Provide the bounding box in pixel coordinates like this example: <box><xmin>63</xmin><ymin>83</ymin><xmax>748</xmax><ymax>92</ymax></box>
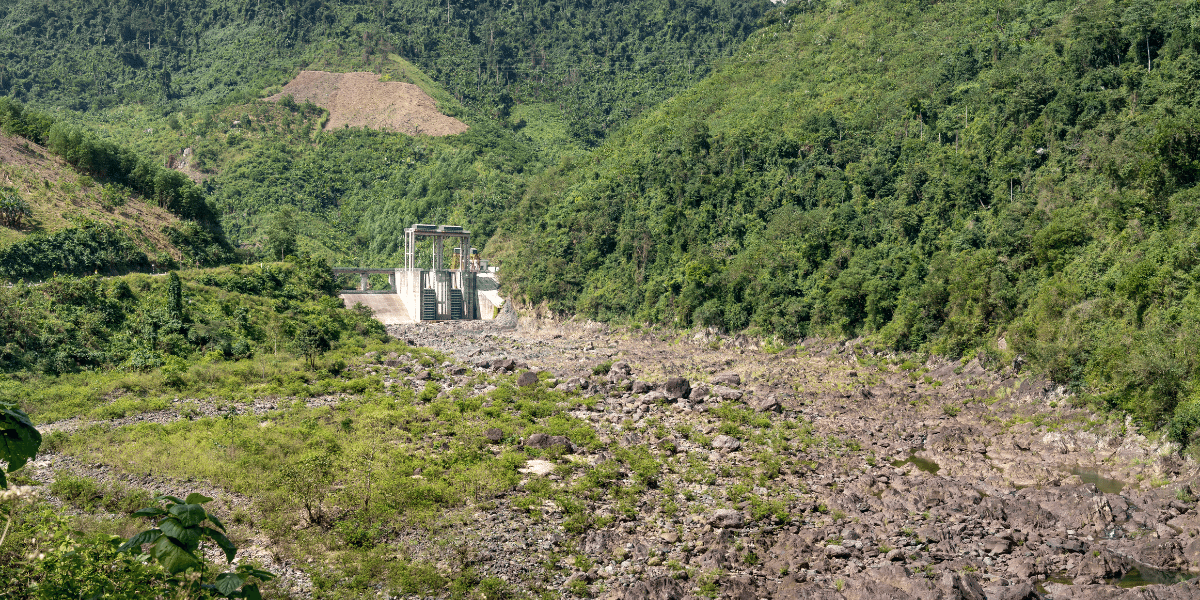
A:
<box><xmin>500</xmin><ymin>0</ymin><xmax>1200</xmax><ymax>436</ymax></box>
<box><xmin>0</xmin><ymin>0</ymin><xmax>774</xmax><ymax>263</ymax></box>
<box><xmin>0</xmin><ymin>0</ymin><xmax>771</xmax><ymax>147</ymax></box>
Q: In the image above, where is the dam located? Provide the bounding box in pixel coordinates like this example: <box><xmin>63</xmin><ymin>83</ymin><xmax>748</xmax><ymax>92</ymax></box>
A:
<box><xmin>334</xmin><ymin>224</ymin><xmax>503</xmax><ymax>324</ymax></box>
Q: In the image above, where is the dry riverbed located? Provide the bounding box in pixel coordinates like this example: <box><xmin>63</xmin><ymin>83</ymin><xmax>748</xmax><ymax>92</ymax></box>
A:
<box><xmin>24</xmin><ymin>313</ymin><xmax>1200</xmax><ymax>599</ymax></box>
<box><xmin>387</xmin><ymin>316</ymin><xmax>1200</xmax><ymax>599</ymax></box>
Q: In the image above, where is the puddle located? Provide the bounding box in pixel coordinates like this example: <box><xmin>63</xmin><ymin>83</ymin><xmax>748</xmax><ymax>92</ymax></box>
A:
<box><xmin>1116</xmin><ymin>565</ymin><xmax>1195</xmax><ymax>587</ymax></box>
<box><xmin>1069</xmin><ymin>466</ymin><xmax>1126</xmax><ymax>494</ymax></box>
<box><xmin>891</xmin><ymin>454</ymin><xmax>940</xmax><ymax>475</ymax></box>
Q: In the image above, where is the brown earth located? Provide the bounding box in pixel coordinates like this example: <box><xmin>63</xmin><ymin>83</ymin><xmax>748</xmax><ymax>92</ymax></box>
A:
<box><xmin>268</xmin><ymin>71</ymin><xmax>469</xmax><ymax>136</ymax></box>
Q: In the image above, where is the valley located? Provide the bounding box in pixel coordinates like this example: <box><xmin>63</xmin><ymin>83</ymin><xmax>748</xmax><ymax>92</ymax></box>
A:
<box><xmin>4</xmin><ymin>0</ymin><xmax>1200</xmax><ymax>597</ymax></box>
<box><xmin>16</xmin><ymin>311</ymin><xmax>1200</xmax><ymax>598</ymax></box>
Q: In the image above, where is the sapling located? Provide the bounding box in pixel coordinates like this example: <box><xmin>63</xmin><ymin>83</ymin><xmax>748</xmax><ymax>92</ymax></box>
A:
<box><xmin>120</xmin><ymin>493</ymin><xmax>274</xmax><ymax>599</ymax></box>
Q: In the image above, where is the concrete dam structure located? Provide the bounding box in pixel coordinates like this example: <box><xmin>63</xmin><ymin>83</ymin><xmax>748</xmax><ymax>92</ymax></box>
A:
<box><xmin>335</xmin><ymin>224</ymin><xmax>503</xmax><ymax>325</ymax></box>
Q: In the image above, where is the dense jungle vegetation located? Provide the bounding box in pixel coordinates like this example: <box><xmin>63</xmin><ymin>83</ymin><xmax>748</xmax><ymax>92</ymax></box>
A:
<box><xmin>499</xmin><ymin>0</ymin><xmax>1200</xmax><ymax>439</ymax></box>
<box><xmin>0</xmin><ymin>0</ymin><xmax>770</xmax><ymax>259</ymax></box>
<box><xmin>0</xmin><ymin>0</ymin><xmax>771</xmax><ymax>146</ymax></box>
<box><xmin>4</xmin><ymin>0</ymin><xmax>1200</xmax><ymax>441</ymax></box>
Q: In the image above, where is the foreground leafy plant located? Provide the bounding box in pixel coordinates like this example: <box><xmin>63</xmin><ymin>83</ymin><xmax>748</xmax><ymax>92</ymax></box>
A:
<box><xmin>0</xmin><ymin>401</ymin><xmax>41</xmax><ymax>489</ymax></box>
<box><xmin>120</xmin><ymin>493</ymin><xmax>274</xmax><ymax>599</ymax></box>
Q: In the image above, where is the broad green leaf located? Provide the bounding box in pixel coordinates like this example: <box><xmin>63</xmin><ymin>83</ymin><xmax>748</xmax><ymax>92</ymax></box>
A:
<box><xmin>0</xmin><ymin>470</ymin><xmax>6</xmax><ymax>489</ymax></box>
<box><xmin>132</xmin><ymin>507</ymin><xmax>168</xmax><ymax>518</ymax></box>
<box><xmin>215</xmin><ymin>572</ymin><xmax>245</xmax><ymax>596</ymax></box>
<box><xmin>160</xmin><ymin>517</ymin><xmax>201</xmax><ymax>550</ymax></box>
<box><xmin>207</xmin><ymin>511</ymin><xmax>227</xmax><ymax>533</ymax></box>
<box><xmin>157</xmin><ymin>494</ymin><xmax>186</xmax><ymax>504</ymax></box>
<box><xmin>169</xmin><ymin>502</ymin><xmax>207</xmax><ymax>527</ymax></box>
<box><xmin>185</xmin><ymin>492</ymin><xmax>213</xmax><ymax>505</ymax></box>
<box><xmin>247</xmin><ymin>569</ymin><xmax>275</xmax><ymax>582</ymax></box>
<box><xmin>151</xmin><ymin>536</ymin><xmax>200</xmax><ymax>574</ymax></box>
<box><xmin>118</xmin><ymin>529</ymin><xmax>163</xmax><ymax>554</ymax></box>
<box><xmin>0</xmin><ymin>405</ymin><xmax>41</xmax><ymax>477</ymax></box>
<box><xmin>203</xmin><ymin>527</ymin><xmax>237</xmax><ymax>563</ymax></box>
<box><xmin>242</xmin><ymin>584</ymin><xmax>263</xmax><ymax>600</ymax></box>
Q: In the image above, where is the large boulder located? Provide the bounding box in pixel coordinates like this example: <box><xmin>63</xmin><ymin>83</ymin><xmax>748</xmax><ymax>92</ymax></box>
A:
<box><xmin>711</xmin><ymin>435</ymin><xmax>742</xmax><ymax>452</ymax></box>
<box><xmin>709</xmin><ymin>509</ymin><xmax>746</xmax><ymax>529</ymax></box>
<box><xmin>524</xmin><ymin>433</ymin><xmax>573</xmax><ymax>453</ymax></box>
<box><xmin>606</xmin><ymin>361</ymin><xmax>633</xmax><ymax>382</ymax></box>
<box><xmin>712</xmin><ymin>384</ymin><xmax>744</xmax><ymax>401</ymax></box>
<box><xmin>664</xmin><ymin>377</ymin><xmax>691</xmax><ymax>400</ymax></box>
<box><xmin>517</xmin><ymin>370</ymin><xmax>539</xmax><ymax>387</ymax></box>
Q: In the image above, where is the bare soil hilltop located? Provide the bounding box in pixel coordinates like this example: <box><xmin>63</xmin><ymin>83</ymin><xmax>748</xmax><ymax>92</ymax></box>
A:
<box><xmin>267</xmin><ymin>71</ymin><xmax>469</xmax><ymax>136</ymax></box>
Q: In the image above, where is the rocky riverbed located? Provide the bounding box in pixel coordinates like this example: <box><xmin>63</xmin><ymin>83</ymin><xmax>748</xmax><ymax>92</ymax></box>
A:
<box><xmin>382</xmin><ymin>316</ymin><xmax>1200</xmax><ymax>599</ymax></box>
<box><xmin>22</xmin><ymin>312</ymin><xmax>1200</xmax><ymax>599</ymax></box>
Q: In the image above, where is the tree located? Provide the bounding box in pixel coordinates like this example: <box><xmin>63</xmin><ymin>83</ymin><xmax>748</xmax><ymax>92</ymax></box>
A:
<box><xmin>167</xmin><ymin>271</ymin><xmax>183</xmax><ymax>320</ymax></box>
<box><xmin>0</xmin><ymin>188</ymin><xmax>31</xmax><ymax>228</ymax></box>
<box><xmin>264</xmin><ymin>207</ymin><xmax>298</xmax><ymax>261</ymax></box>
<box><xmin>293</xmin><ymin>323</ymin><xmax>328</xmax><ymax>370</ymax></box>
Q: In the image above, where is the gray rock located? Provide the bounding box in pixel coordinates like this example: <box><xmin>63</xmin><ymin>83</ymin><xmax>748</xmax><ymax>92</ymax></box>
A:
<box><xmin>607</xmin><ymin>361</ymin><xmax>633</xmax><ymax>382</ymax></box>
<box><xmin>825</xmin><ymin>544</ymin><xmax>851</xmax><ymax>558</ymax></box>
<box><xmin>621</xmin><ymin>575</ymin><xmax>684</xmax><ymax>600</ymax></box>
<box><xmin>688</xmin><ymin>383</ymin><xmax>710</xmax><ymax>401</ymax></box>
<box><xmin>517</xmin><ymin>370</ymin><xmax>539</xmax><ymax>387</ymax></box>
<box><xmin>491</xmin><ymin>358</ymin><xmax>516</xmax><ymax>371</ymax></box>
<box><xmin>982</xmin><ymin>583</ymin><xmax>1040</xmax><ymax>600</ymax></box>
<box><xmin>712</xmin><ymin>384</ymin><xmax>744</xmax><ymax>400</ymax></box>
<box><xmin>632</xmin><ymin>381</ymin><xmax>652</xmax><ymax>394</ymax></box>
<box><xmin>1137</xmin><ymin>538</ymin><xmax>1184</xmax><ymax>569</ymax></box>
<box><xmin>664</xmin><ymin>377</ymin><xmax>690</xmax><ymax>400</ymax></box>
<box><xmin>713</xmin><ymin>373</ymin><xmax>742</xmax><ymax>386</ymax></box>
<box><xmin>711</xmin><ymin>435</ymin><xmax>742</xmax><ymax>452</ymax></box>
<box><xmin>751</xmin><ymin>395</ymin><xmax>782</xmax><ymax>412</ymax></box>
<box><xmin>524</xmin><ymin>433</ymin><xmax>551</xmax><ymax>449</ymax></box>
<box><xmin>709</xmin><ymin>509</ymin><xmax>746</xmax><ymax>529</ymax></box>
<box><xmin>484</xmin><ymin>428</ymin><xmax>504</xmax><ymax>443</ymax></box>
<box><xmin>523</xmin><ymin>433</ymin><xmax>572</xmax><ymax>452</ymax></box>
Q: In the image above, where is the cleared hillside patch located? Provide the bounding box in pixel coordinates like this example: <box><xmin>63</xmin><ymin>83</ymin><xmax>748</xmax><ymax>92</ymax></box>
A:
<box><xmin>268</xmin><ymin>71</ymin><xmax>468</xmax><ymax>136</ymax></box>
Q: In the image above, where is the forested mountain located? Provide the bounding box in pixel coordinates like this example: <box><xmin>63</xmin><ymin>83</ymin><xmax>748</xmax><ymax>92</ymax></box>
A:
<box><xmin>0</xmin><ymin>0</ymin><xmax>773</xmax><ymax>261</ymax></box>
<box><xmin>499</xmin><ymin>0</ymin><xmax>1200</xmax><ymax>436</ymax></box>
<box><xmin>7</xmin><ymin>0</ymin><xmax>1200</xmax><ymax>438</ymax></box>
<box><xmin>0</xmin><ymin>0</ymin><xmax>771</xmax><ymax>146</ymax></box>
